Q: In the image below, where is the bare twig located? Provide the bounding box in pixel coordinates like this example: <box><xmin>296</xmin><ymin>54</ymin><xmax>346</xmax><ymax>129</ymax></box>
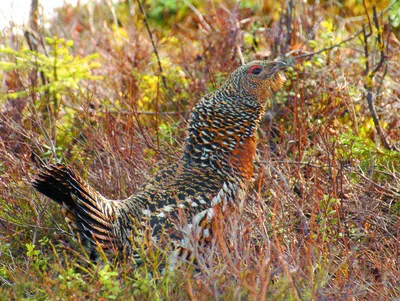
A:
<box><xmin>293</xmin><ymin>2</ymin><xmax>396</xmax><ymax>61</ymax></box>
<box><xmin>185</xmin><ymin>1</ymin><xmax>211</xmax><ymax>32</ymax></box>
<box><xmin>236</xmin><ymin>44</ymin><xmax>244</xmax><ymax>65</ymax></box>
<box><xmin>235</xmin><ymin>17</ymin><xmax>245</xmax><ymax>65</ymax></box>
<box><xmin>293</xmin><ymin>28</ymin><xmax>364</xmax><ymax>60</ymax></box>
<box><xmin>66</xmin><ymin>104</ymin><xmax>189</xmax><ymax>115</ymax></box>
<box><xmin>362</xmin><ymin>5</ymin><xmax>396</xmax><ymax>151</ymax></box>
<box><xmin>362</xmin><ymin>0</ymin><xmax>373</xmax><ymax>34</ymax></box>
<box><xmin>371</xmin><ymin>6</ymin><xmax>386</xmax><ymax>75</ymax></box>
<box><xmin>155</xmin><ymin>73</ymin><xmax>160</xmax><ymax>152</ymax></box>
<box><xmin>362</xmin><ymin>24</ymin><xmax>370</xmax><ymax>72</ymax></box>
<box><xmin>136</xmin><ymin>0</ymin><xmax>168</xmax><ymax>89</ymax></box>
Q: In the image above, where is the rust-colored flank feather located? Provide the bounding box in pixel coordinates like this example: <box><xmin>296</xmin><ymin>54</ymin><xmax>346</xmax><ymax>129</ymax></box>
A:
<box><xmin>32</xmin><ymin>60</ymin><xmax>287</xmax><ymax>261</ymax></box>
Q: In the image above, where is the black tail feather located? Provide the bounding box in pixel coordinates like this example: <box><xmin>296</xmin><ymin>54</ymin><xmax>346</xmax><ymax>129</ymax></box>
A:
<box><xmin>32</xmin><ymin>165</ymin><xmax>118</xmax><ymax>251</ymax></box>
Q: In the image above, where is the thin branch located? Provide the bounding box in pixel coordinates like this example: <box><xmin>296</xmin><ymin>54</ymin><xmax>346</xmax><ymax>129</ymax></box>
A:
<box><xmin>365</xmin><ymin>83</ymin><xmax>393</xmax><ymax>150</ymax></box>
<box><xmin>362</xmin><ymin>6</ymin><xmax>395</xmax><ymax>151</ymax></box>
<box><xmin>136</xmin><ymin>0</ymin><xmax>168</xmax><ymax>89</ymax></box>
<box><xmin>155</xmin><ymin>73</ymin><xmax>160</xmax><ymax>152</ymax></box>
<box><xmin>185</xmin><ymin>1</ymin><xmax>211</xmax><ymax>32</ymax></box>
<box><xmin>293</xmin><ymin>2</ymin><xmax>396</xmax><ymax>60</ymax></box>
<box><xmin>362</xmin><ymin>0</ymin><xmax>373</xmax><ymax>34</ymax></box>
<box><xmin>236</xmin><ymin>44</ymin><xmax>245</xmax><ymax>65</ymax></box>
<box><xmin>66</xmin><ymin>104</ymin><xmax>189</xmax><ymax>116</ymax></box>
<box><xmin>362</xmin><ymin>25</ymin><xmax>370</xmax><ymax>73</ymax></box>
<box><xmin>294</xmin><ymin>28</ymin><xmax>364</xmax><ymax>60</ymax></box>
<box><xmin>371</xmin><ymin>6</ymin><xmax>386</xmax><ymax>75</ymax></box>
<box><xmin>235</xmin><ymin>18</ymin><xmax>245</xmax><ymax>65</ymax></box>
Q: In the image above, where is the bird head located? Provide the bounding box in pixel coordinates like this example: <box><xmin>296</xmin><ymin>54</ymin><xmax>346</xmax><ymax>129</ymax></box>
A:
<box><xmin>224</xmin><ymin>60</ymin><xmax>287</xmax><ymax>104</ymax></box>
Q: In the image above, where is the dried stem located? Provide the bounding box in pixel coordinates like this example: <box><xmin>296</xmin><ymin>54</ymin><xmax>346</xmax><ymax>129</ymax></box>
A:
<box><xmin>362</xmin><ymin>5</ymin><xmax>396</xmax><ymax>151</ymax></box>
<box><xmin>136</xmin><ymin>0</ymin><xmax>168</xmax><ymax>89</ymax></box>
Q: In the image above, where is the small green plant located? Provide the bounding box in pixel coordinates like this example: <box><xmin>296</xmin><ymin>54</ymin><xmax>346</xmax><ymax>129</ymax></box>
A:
<box><xmin>0</xmin><ymin>37</ymin><xmax>101</xmax><ymax>104</ymax></box>
<box><xmin>98</xmin><ymin>264</ymin><xmax>120</xmax><ymax>299</ymax></box>
<box><xmin>316</xmin><ymin>196</ymin><xmax>339</xmax><ymax>242</ymax></box>
<box><xmin>338</xmin><ymin>132</ymin><xmax>400</xmax><ymax>179</ymax></box>
<box><xmin>58</xmin><ymin>267</ymin><xmax>86</xmax><ymax>290</ymax></box>
<box><xmin>26</xmin><ymin>239</ymin><xmax>50</xmax><ymax>273</ymax></box>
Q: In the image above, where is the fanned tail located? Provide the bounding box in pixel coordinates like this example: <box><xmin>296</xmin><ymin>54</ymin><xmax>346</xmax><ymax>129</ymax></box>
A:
<box><xmin>32</xmin><ymin>165</ymin><xmax>119</xmax><ymax>252</ymax></box>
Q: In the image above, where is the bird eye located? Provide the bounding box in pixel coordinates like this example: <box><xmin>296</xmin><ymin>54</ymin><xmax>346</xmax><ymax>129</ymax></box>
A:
<box><xmin>248</xmin><ymin>65</ymin><xmax>262</xmax><ymax>75</ymax></box>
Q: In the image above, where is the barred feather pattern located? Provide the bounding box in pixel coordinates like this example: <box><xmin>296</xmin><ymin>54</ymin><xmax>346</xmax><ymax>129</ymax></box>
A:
<box><xmin>32</xmin><ymin>60</ymin><xmax>287</xmax><ymax>260</ymax></box>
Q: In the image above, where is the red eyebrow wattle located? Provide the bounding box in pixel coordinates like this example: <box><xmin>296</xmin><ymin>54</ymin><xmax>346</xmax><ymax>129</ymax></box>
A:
<box><xmin>247</xmin><ymin>65</ymin><xmax>261</xmax><ymax>74</ymax></box>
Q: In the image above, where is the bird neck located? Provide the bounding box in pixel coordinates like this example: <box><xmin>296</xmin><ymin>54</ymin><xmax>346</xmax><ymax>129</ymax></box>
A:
<box><xmin>182</xmin><ymin>90</ymin><xmax>265</xmax><ymax>177</ymax></box>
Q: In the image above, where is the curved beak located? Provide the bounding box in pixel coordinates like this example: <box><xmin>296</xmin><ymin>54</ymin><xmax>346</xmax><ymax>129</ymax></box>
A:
<box><xmin>270</xmin><ymin>61</ymin><xmax>287</xmax><ymax>74</ymax></box>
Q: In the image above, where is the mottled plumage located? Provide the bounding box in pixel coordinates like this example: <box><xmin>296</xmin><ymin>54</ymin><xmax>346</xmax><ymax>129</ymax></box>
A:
<box><xmin>33</xmin><ymin>60</ymin><xmax>287</xmax><ymax>260</ymax></box>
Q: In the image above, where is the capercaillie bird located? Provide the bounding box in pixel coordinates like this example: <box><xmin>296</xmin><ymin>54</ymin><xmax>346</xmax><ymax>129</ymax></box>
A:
<box><xmin>32</xmin><ymin>60</ymin><xmax>287</xmax><ymax>263</ymax></box>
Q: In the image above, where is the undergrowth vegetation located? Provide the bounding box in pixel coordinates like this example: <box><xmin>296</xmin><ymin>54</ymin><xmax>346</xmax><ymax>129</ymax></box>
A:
<box><xmin>0</xmin><ymin>0</ymin><xmax>399</xmax><ymax>300</ymax></box>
